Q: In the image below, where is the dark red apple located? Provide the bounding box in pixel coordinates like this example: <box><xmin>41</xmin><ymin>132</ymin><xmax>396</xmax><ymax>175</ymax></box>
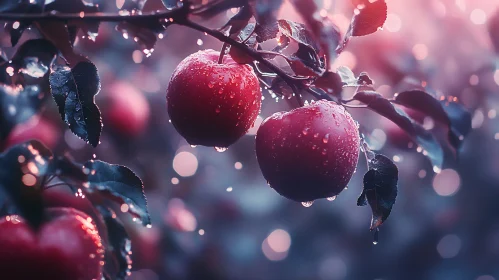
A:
<box><xmin>3</xmin><ymin>117</ymin><xmax>59</xmax><ymax>151</ymax></box>
<box><xmin>0</xmin><ymin>207</ymin><xmax>104</xmax><ymax>280</ymax></box>
<box><xmin>256</xmin><ymin>100</ymin><xmax>360</xmax><ymax>202</ymax></box>
<box><xmin>167</xmin><ymin>49</ymin><xmax>262</xmax><ymax>148</ymax></box>
<box><xmin>103</xmin><ymin>81</ymin><xmax>150</xmax><ymax>136</ymax></box>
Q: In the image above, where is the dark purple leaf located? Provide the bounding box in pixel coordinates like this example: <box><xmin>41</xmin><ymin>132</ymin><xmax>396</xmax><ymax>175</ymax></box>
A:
<box><xmin>278</xmin><ymin>19</ymin><xmax>320</xmax><ymax>52</ymax></box>
<box><xmin>84</xmin><ymin>160</ymin><xmax>150</xmax><ymax>226</ymax></box>
<box><xmin>221</xmin><ymin>5</ymin><xmax>253</xmax><ymax>37</ymax></box>
<box><xmin>394</xmin><ymin>90</ymin><xmax>471</xmax><ymax>151</ymax></box>
<box><xmin>49</xmin><ymin>61</ymin><xmax>102</xmax><ymax>147</ymax></box>
<box><xmin>12</xmin><ymin>39</ymin><xmax>58</xmax><ymax>76</ymax></box>
<box><xmin>357</xmin><ymin>154</ymin><xmax>398</xmax><ymax>230</ymax></box>
<box><xmin>0</xmin><ymin>140</ymin><xmax>52</xmax><ymax>229</ymax></box>
<box><xmin>122</xmin><ymin>0</ymin><xmax>148</xmax><ymax>11</ymax></box>
<box><xmin>35</xmin><ymin>21</ymin><xmax>86</xmax><ymax>66</ymax></box>
<box><xmin>289</xmin><ymin>0</ymin><xmax>341</xmax><ymax>63</ymax></box>
<box><xmin>116</xmin><ymin>18</ymin><xmax>170</xmax><ymax>52</ymax></box>
<box><xmin>98</xmin><ymin>206</ymin><xmax>132</xmax><ymax>280</ymax></box>
<box><xmin>312</xmin><ymin>71</ymin><xmax>342</xmax><ymax>97</ymax></box>
<box><xmin>251</xmin><ymin>0</ymin><xmax>283</xmax><ymax>25</ymax></box>
<box><xmin>161</xmin><ymin>0</ymin><xmax>182</xmax><ymax>9</ymax></box>
<box><xmin>440</xmin><ymin>100</ymin><xmax>472</xmax><ymax>148</ymax></box>
<box><xmin>42</xmin><ymin>0</ymin><xmax>100</xmax><ymax>41</ymax></box>
<box><xmin>288</xmin><ymin>43</ymin><xmax>326</xmax><ymax>77</ymax></box>
<box><xmin>350</xmin><ymin>0</ymin><xmax>387</xmax><ymax>36</ymax></box>
<box><xmin>254</xmin><ymin>21</ymin><xmax>278</xmax><ymax>42</ymax></box>
<box><xmin>357</xmin><ymin>72</ymin><xmax>373</xmax><ymax>86</ymax></box>
<box><xmin>354</xmin><ymin>91</ymin><xmax>444</xmax><ymax>168</ymax></box>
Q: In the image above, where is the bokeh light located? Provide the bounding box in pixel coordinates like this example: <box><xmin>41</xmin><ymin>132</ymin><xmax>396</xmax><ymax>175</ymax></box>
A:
<box><xmin>173</xmin><ymin>151</ymin><xmax>198</xmax><ymax>177</ymax></box>
<box><xmin>432</xmin><ymin>169</ymin><xmax>461</xmax><ymax>196</ymax></box>
<box><xmin>437</xmin><ymin>234</ymin><xmax>461</xmax><ymax>258</ymax></box>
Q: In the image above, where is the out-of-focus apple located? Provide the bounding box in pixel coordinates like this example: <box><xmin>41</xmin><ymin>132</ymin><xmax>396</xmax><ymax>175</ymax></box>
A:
<box><xmin>102</xmin><ymin>81</ymin><xmax>150</xmax><ymax>136</ymax></box>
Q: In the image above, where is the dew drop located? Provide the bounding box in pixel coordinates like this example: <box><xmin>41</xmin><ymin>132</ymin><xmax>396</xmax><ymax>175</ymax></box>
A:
<box><xmin>301</xmin><ymin>201</ymin><xmax>314</xmax><ymax>207</ymax></box>
<box><xmin>208</xmin><ymin>83</ymin><xmax>214</xmax><ymax>88</ymax></box>
<box><xmin>302</xmin><ymin>127</ymin><xmax>310</xmax><ymax>136</ymax></box>
<box><xmin>373</xmin><ymin>228</ymin><xmax>379</xmax><ymax>245</ymax></box>
<box><xmin>323</xmin><ymin>134</ymin><xmax>329</xmax><ymax>144</ymax></box>
<box><xmin>215</xmin><ymin>147</ymin><xmax>227</xmax><ymax>152</ymax></box>
<box><xmin>326</xmin><ymin>196</ymin><xmax>336</xmax><ymax>201</ymax></box>
<box><xmin>314</xmin><ymin>133</ymin><xmax>319</xmax><ymax>138</ymax></box>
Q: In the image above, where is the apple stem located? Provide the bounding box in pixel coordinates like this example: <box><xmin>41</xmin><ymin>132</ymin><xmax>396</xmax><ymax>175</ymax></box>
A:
<box><xmin>218</xmin><ymin>43</ymin><xmax>228</xmax><ymax>64</ymax></box>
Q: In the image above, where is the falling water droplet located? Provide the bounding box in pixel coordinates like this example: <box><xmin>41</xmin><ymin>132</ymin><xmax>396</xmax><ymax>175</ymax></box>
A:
<box><xmin>215</xmin><ymin>147</ymin><xmax>227</xmax><ymax>152</ymax></box>
<box><xmin>373</xmin><ymin>228</ymin><xmax>379</xmax><ymax>245</ymax></box>
<box><xmin>326</xmin><ymin>196</ymin><xmax>336</xmax><ymax>201</ymax></box>
<box><xmin>301</xmin><ymin>201</ymin><xmax>314</xmax><ymax>207</ymax></box>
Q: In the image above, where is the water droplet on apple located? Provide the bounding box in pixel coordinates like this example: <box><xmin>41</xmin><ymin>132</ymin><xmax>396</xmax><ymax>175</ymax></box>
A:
<box><xmin>302</xmin><ymin>127</ymin><xmax>310</xmax><ymax>135</ymax></box>
<box><xmin>215</xmin><ymin>147</ymin><xmax>227</xmax><ymax>152</ymax></box>
<box><xmin>323</xmin><ymin>134</ymin><xmax>329</xmax><ymax>143</ymax></box>
<box><xmin>326</xmin><ymin>196</ymin><xmax>336</xmax><ymax>201</ymax></box>
<box><xmin>301</xmin><ymin>201</ymin><xmax>314</xmax><ymax>207</ymax></box>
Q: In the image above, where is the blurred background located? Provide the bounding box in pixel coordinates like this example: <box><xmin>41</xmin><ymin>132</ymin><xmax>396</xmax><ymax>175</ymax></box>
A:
<box><xmin>2</xmin><ymin>0</ymin><xmax>499</xmax><ymax>279</ymax></box>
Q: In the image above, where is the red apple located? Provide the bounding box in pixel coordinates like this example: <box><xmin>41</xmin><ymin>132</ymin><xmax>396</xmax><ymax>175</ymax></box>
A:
<box><xmin>256</xmin><ymin>100</ymin><xmax>360</xmax><ymax>202</ymax></box>
<box><xmin>103</xmin><ymin>81</ymin><xmax>150</xmax><ymax>136</ymax></box>
<box><xmin>3</xmin><ymin>117</ymin><xmax>59</xmax><ymax>151</ymax></box>
<box><xmin>167</xmin><ymin>49</ymin><xmax>262</xmax><ymax>148</ymax></box>
<box><xmin>43</xmin><ymin>189</ymin><xmax>96</xmax><ymax>215</ymax></box>
<box><xmin>0</xmin><ymin>207</ymin><xmax>104</xmax><ymax>280</ymax></box>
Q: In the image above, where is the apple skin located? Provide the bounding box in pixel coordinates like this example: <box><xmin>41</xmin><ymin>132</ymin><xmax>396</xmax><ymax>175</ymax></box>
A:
<box><xmin>256</xmin><ymin>100</ymin><xmax>360</xmax><ymax>202</ymax></box>
<box><xmin>103</xmin><ymin>81</ymin><xmax>150</xmax><ymax>136</ymax></box>
<box><xmin>2</xmin><ymin>117</ymin><xmax>59</xmax><ymax>151</ymax></box>
<box><xmin>0</xmin><ymin>207</ymin><xmax>104</xmax><ymax>280</ymax></box>
<box><xmin>167</xmin><ymin>49</ymin><xmax>262</xmax><ymax>148</ymax></box>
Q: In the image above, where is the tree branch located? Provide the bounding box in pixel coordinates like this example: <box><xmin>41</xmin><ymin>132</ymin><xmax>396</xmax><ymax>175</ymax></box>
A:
<box><xmin>0</xmin><ymin>10</ymin><xmax>184</xmax><ymax>22</ymax></box>
<box><xmin>0</xmin><ymin>7</ymin><xmax>335</xmax><ymax>104</ymax></box>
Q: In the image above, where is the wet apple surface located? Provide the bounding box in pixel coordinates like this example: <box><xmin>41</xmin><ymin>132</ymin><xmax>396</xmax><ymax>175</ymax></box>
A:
<box><xmin>256</xmin><ymin>100</ymin><xmax>360</xmax><ymax>202</ymax></box>
<box><xmin>167</xmin><ymin>49</ymin><xmax>262</xmax><ymax>148</ymax></box>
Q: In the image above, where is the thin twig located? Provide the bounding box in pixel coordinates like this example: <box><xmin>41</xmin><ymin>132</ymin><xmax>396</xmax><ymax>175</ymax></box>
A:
<box><xmin>0</xmin><ymin>10</ymin><xmax>185</xmax><ymax>22</ymax></box>
<box><xmin>43</xmin><ymin>182</ymin><xmax>70</xmax><ymax>190</ymax></box>
<box><xmin>218</xmin><ymin>42</ymin><xmax>228</xmax><ymax>64</ymax></box>
<box><xmin>0</xmin><ymin>6</ymin><xmax>337</xmax><ymax>105</ymax></box>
